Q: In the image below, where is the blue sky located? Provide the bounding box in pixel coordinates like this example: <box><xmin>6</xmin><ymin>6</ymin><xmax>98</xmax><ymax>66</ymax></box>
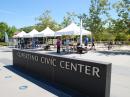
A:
<box><xmin>0</xmin><ymin>0</ymin><xmax>91</xmax><ymax>28</ymax></box>
<box><xmin>0</xmin><ymin>0</ymin><xmax>117</xmax><ymax>28</ymax></box>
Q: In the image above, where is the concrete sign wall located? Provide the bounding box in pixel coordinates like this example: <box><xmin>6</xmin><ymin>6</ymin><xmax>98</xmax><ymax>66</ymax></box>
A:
<box><xmin>13</xmin><ymin>49</ymin><xmax>112</xmax><ymax>97</ymax></box>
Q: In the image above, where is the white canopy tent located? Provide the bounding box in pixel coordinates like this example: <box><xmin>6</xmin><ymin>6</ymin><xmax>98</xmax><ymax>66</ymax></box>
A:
<box><xmin>35</xmin><ymin>27</ymin><xmax>56</xmax><ymax>45</ymax></box>
<box><xmin>23</xmin><ymin>29</ymin><xmax>39</xmax><ymax>38</ymax></box>
<box><xmin>36</xmin><ymin>27</ymin><xmax>55</xmax><ymax>37</ymax></box>
<box><xmin>55</xmin><ymin>23</ymin><xmax>91</xmax><ymax>36</ymax></box>
<box><xmin>14</xmin><ymin>31</ymin><xmax>27</xmax><ymax>38</ymax></box>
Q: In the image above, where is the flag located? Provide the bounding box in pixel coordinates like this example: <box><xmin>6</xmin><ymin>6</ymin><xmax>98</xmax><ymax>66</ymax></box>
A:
<box><xmin>4</xmin><ymin>32</ymin><xmax>9</xmax><ymax>43</ymax></box>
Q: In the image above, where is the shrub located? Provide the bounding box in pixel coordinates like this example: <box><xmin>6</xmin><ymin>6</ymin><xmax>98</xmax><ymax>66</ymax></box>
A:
<box><xmin>0</xmin><ymin>42</ymin><xmax>8</xmax><ymax>46</ymax></box>
<box><xmin>115</xmin><ymin>33</ymin><xmax>127</xmax><ymax>41</ymax></box>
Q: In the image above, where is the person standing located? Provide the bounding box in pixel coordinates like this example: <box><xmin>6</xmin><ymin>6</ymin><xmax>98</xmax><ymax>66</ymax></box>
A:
<box><xmin>56</xmin><ymin>38</ymin><xmax>61</xmax><ymax>53</ymax></box>
<box><xmin>84</xmin><ymin>36</ymin><xmax>89</xmax><ymax>46</ymax></box>
<box><xmin>90</xmin><ymin>37</ymin><xmax>95</xmax><ymax>50</ymax></box>
<box><xmin>108</xmin><ymin>41</ymin><xmax>113</xmax><ymax>50</ymax></box>
<box><xmin>20</xmin><ymin>38</ymin><xmax>24</xmax><ymax>49</ymax></box>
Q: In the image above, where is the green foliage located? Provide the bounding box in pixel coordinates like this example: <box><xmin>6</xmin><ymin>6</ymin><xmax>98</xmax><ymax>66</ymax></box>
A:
<box><xmin>115</xmin><ymin>33</ymin><xmax>127</xmax><ymax>41</ymax></box>
<box><xmin>61</xmin><ymin>12</ymin><xmax>78</xmax><ymax>28</ymax></box>
<box><xmin>0</xmin><ymin>22</ymin><xmax>8</xmax><ymax>33</ymax></box>
<box><xmin>0</xmin><ymin>22</ymin><xmax>17</xmax><ymax>41</ymax></box>
<box><xmin>20</xmin><ymin>26</ymin><xmax>35</xmax><ymax>33</ymax></box>
<box><xmin>112</xmin><ymin>0</ymin><xmax>130</xmax><ymax>34</ymax></box>
<box><xmin>110</xmin><ymin>19</ymin><xmax>129</xmax><ymax>36</ymax></box>
<box><xmin>101</xmin><ymin>32</ymin><xmax>115</xmax><ymax>41</ymax></box>
<box><xmin>84</xmin><ymin>0</ymin><xmax>110</xmax><ymax>34</ymax></box>
<box><xmin>113</xmin><ymin>0</ymin><xmax>130</xmax><ymax>19</ymax></box>
<box><xmin>84</xmin><ymin>0</ymin><xmax>130</xmax><ymax>41</ymax></box>
<box><xmin>36</xmin><ymin>10</ymin><xmax>61</xmax><ymax>31</ymax></box>
<box><xmin>7</xmin><ymin>26</ymin><xmax>17</xmax><ymax>37</ymax></box>
<box><xmin>0</xmin><ymin>42</ymin><xmax>8</xmax><ymax>46</ymax></box>
<box><xmin>0</xmin><ymin>22</ymin><xmax>8</xmax><ymax>39</ymax></box>
<box><xmin>127</xmin><ymin>34</ymin><xmax>130</xmax><ymax>41</ymax></box>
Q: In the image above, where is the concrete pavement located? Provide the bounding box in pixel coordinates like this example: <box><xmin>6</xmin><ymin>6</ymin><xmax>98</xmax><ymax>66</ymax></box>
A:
<box><xmin>0</xmin><ymin>46</ymin><xmax>130</xmax><ymax>97</ymax></box>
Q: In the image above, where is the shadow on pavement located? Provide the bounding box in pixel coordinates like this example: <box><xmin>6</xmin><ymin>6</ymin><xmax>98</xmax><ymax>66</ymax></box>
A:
<box><xmin>98</xmin><ymin>51</ymin><xmax>130</xmax><ymax>55</ymax></box>
<box><xmin>4</xmin><ymin>65</ymin><xmax>88</xmax><ymax>97</ymax></box>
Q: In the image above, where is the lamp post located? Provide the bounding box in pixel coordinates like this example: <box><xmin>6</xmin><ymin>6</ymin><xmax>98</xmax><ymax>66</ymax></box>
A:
<box><xmin>80</xmin><ymin>17</ymin><xmax>83</xmax><ymax>47</ymax></box>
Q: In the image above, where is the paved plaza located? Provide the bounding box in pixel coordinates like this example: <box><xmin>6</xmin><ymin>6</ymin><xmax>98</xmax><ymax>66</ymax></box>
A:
<box><xmin>0</xmin><ymin>46</ymin><xmax>130</xmax><ymax>97</ymax></box>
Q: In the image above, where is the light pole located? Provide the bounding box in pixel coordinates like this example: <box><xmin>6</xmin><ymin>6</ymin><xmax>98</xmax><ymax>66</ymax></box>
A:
<box><xmin>80</xmin><ymin>17</ymin><xmax>83</xmax><ymax>47</ymax></box>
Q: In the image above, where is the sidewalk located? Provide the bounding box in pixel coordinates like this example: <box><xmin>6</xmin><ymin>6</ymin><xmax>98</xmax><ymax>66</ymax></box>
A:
<box><xmin>0</xmin><ymin>47</ymin><xmax>66</xmax><ymax>97</ymax></box>
<box><xmin>0</xmin><ymin>63</ymin><xmax>58</xmax><ymax>97</ymax></box>
<box><xmin>95</xmin><ymin>45</ymin><xmax>130</xmax><ymax>52</ymax></box>
<box><xmin>0</xmin><ymin>46</ymin><xmax>130</xmax><ymax>97</ymax></box>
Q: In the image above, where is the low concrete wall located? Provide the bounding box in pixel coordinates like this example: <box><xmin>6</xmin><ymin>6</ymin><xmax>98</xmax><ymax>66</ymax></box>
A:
<box><xmin>13</xmin><ymin>49</ymin><xmax>111</xmax><ymax>97</ymax></box>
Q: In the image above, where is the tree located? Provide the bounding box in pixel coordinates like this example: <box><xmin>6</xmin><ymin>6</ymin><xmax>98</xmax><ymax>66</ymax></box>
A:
<box><xmin>0</xmin><ymin>22</ymin><xmax>8</xmax><ymax>41</ymax></box>
<box><xmin>36</xmin><ymin>10</ymin><xmax>60</xmax><ymax>31</ymax></box>
<box><xmin>77</xmin><ymin>0</ymin><xmax>110</xmax><ymax>42</ymax></box>
<box><xmin>115</xmin><ymin>32</ymin><xmax>127</xmax><ymax>41</ymax></box>
<box><xmin>113</xmin><ymin>0</ymin><xmax>130</xmax><ymax>34</ymax></box>
<box><xmin>20</xmin><ymin>26</ymin><xmax>35</xmax><ymax>33</ymax></box>
<box><xmin>61</xmin><ymin>12</ymin><xmax>78</xmax><ymax>28</ymax></box>
<box><xmin>7</xmin><ymin>26</ymin><xmax>17</xmax><ymax>37</ymax></box>
<box><xmin>0</xmin><ymin>22</ymin><xmax>17</xmax><ymax>41</ymax></box>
